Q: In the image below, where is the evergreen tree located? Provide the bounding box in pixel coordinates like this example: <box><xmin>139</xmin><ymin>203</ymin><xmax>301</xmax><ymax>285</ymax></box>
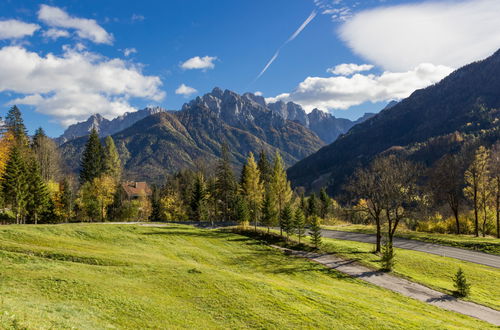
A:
<box><xmin>190</xmin><ymin>173</ymin><xmax>207</xmax><ymax>222</ymax></box>
<box><xmin>149</xmin><ymin>185</ymin><xmax>162</xmax><ymax>222</ymax></box>
<box><xmin>235</xmin><ymin>196</ymin><xmax>250</xmax><ymax>226</ymax></box>
<box><xmin>270</xmin><ymin>152</ymin><xmax>292</xmax><ymax>235</ymax></box>
<box><xmin>5</xmin><ymin>105</ymin><xmax>28</xmax><ymax>145</ymax></box>
<box><xmin>380</xmin><ymin>239</ymin><xmax>395</xmax><ymax>271</ymax></box>
<box><xmin>59</xmin><ymin>178</ymin><xmax>73</xmax><ymax>222</ymax></box>
<box><xmin>102</xmin><ymin>136</ymin><xmax>122</xmax><ymax>182</ymax></box>
<box><xmin>26</xmin><ymin>159</ymin><xmax>50</xmax><ymax>224</ymax></box>
<box><xmin>308</xmin><ymin>193</ymin><xmax>318</xmax><ymax>219</ymax></box>
<box><xmin>281</xmin><ymin>203</ymin><xmax>294</xmax><ymax>240</ymax></box>
<box><xmin>453</xmin><ymin>268</ymin><xmax>471</xmax><ymax>297</ymax></box>
<box><xmin>215</xmin><ymin>144</ymin><xmax>237</xmax><ymax>222</ymax></box>
<box><xmin>257</xmin><ymin>150</ymin><xmax>272</xmax><ymax>185</ymax></box>
<box><xmin>261</xmin><ymin>190</ymin><xmax>277</xmax><ymax>232</ymax></box>
<box><xmin>241</xmin><ymin>152</ymin><xmax>264</xmax><ymax>230</ymax></box>
<box><xmin>79</xmin><ymin>128</ymin><xmax>104</xmax><ymax>185</ymax></box>
<box><xmin>319</xmin><ymin>188</ymin><xmax>331</xmax><ymax>219</ymax></box>
<box><xmin>294</xmin><ymin>208</ymin><xmax>306</xmax><ymax>243</ymax></box>
<box><xmin>309</xmin><ymin>216</ymin><xmax>322</xmax><ymax>249</ymax></box>
<box><xmin>1</xmin><ymin>145</ymin><xmax>29</xmax><ymax>224</ymax></box>
<box><xmin>299</xmin><ymin>193</ymin><xmax>307</xmax><ymax>215</ymax></box>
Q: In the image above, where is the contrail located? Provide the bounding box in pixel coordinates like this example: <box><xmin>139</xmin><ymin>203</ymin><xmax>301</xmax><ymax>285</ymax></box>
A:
<box><xmin>254</xmin><ymin>10</ymin><xmax>317</xmax><ymax>82</ymax></box>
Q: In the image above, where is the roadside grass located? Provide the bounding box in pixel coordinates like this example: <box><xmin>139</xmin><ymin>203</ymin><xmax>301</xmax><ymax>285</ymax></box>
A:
<box><xmin>324</xmin><ymin>224</ymin><xmax>500</xmax><ymax>255</ymax></box>
<box><xmin>257</xmin><ymin>227</ymin><xmax>500</xmax><ymax>311</ymax></box>
<box><xmin>0</xmin><ymin>224</ymin><xmax>492</xmax><ymax>329</ymax></box>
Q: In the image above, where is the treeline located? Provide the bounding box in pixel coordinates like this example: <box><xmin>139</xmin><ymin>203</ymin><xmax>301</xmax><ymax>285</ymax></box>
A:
<box><xmin>345</xmin><ymin>142</ymin><xmax>500</xmax><ymax>253</ymax></box>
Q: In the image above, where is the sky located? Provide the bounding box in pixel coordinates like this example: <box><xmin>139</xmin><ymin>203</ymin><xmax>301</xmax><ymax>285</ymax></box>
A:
<box><xmin>0</xmin><ymin>0</ymin><xmax>499</xmax><ymax>137</ymax></box>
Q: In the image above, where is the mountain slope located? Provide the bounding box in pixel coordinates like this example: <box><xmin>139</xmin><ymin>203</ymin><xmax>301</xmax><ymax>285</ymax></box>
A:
<box><xmin>288</xmin><ymin>49</ymin><xmax>500</xmax><ymax>194</ymax></box>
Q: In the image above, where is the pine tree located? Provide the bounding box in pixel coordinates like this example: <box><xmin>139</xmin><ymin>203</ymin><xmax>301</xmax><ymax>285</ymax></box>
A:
<box><xmin>453</xmin><ymin>268</ymin><xmax>471</xmax><ymax>297</ymax></box>
<box><xmin>281</xmin><ymin>203</ymin><xmax>294</xmax><ymax>240</ymax></box>
<box><xmin>5</xmin><ymin>105</ymin><xmax>28</xmax><ymax>146</ymax></box>
<box><xmin>380</xmin><ymin>240</ymin><xmax>395</xmax><ymax>271</ymax></box>
<box><xmin>308</xmin><ymin>193</ymin><xmax>318</xmax><ymax>219</ymax></box>
<box><xmin>235</xmin><ymin>196</ymin><xmax>250</xmax><ymax>226</ymax></box>
<box><xmin>257</xmin><ymin>150</ymin><xmax>272</xmax><ymax>186</ymax></box>
<box><xmin>261</xmin><ymin>190</ymin><xmax>277</xmax><ymax>232</ymax></box>
<box><xmin>26</xmin><ymin>159</ymin><xmax>49</xmax><ymax>224</ymax></box>
<box><xmin>59</xmin><ymin>178</ymin><xmax>73</xmax><ymax>222</ymax></box>
<box><xmin>241</xmin><ymin>152</ymin><xmax>264</xmax><ymax>230</ymax></box>
<box><xmin>216</xmin><ymin>144</ymin><xmax>237</xmax><ymax>222</ymax></box>
<box><xmin>319</xmin><ymin>188</ymin><xmax>331</xmax><ymax>219</ymax></box>
<box><xmin>190</xmin><ymin>173</ymin><xmax>207</xmax><ymax>222</ymax></box>
<box><xmin>2</xmin><ymin>145</ymin><xmax>29</xmax><ymax>224</ymax></box>
<box><xmin>79</xmin><ymin>128</ymin><xmax>104</xmax><ymax>185</ymax></box>
<box><xmin>149</xmin><ymin>185</ymin><xmax>162</xmax><ymax>222</ymax></box>
<box><xmin>270</xmin><ymin>152</ymin><xmax>292</xmax><ymax>235</ymax></box>
<box><xmin>102</xmin><ymin>136</ymin><xmax>122</xmax><ymax>182</ymax></box>
<box><xmin>294</xmin><ymin>208</ymin><xmax>306</xmax><ymax>243</ymax></box>
<box><xmin>299</xmin><ymin>193</ymin><xmax>307</xmax><ymax>215</ymax></box>
<box><xmin>309</xmin><ymin>216</ymin><xmax>322</xmax><ymax>249</ymax></box>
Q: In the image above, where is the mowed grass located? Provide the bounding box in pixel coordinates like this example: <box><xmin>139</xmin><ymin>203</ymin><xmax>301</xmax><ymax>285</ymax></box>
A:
<box><xmin>324</xmin><ymin>224</ymin><xmax>500</xmax><ymax>255</ymax></box>
<box><xmin>0</xmin><ymin>224</ymin><xmax>493</xmax><ymax>329</ymax></box>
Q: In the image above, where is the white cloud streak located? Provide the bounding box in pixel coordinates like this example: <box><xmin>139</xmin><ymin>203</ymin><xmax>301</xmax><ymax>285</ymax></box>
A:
<box><xmin>180</xmin><ymin>56</ymin><xmax>217</xmax><ymax>70</ymax></box>
<box><xmin>38</xmin><ymin>4</ymin><xmax>113</xmax><ymax>44</ymax></box>
<box><xmin>339</xmin><ymin>0</ymin><xmax>500</xmax><ymax>71</ymax></box>
<box><xmin>175</xmin><ymin>83</ymin><xmax>198</xmax><ymax>97</ymax></box>
<box><xmin>123</xmin><ymin>48</ymin><xmax>137</xmax><ymax>57</ymax></box>
<box><xmin>327</xmin><ymin>63</ymin><xmax>374</xmax><ymax>76</ymax></box>
<box><xmin>267</xmin><ymin>63</ymin><xmax>453</xmax><ymax>112</ymax></box>
<box><xmin>42</xmin><ymin>28</ymin><xmax>70</xmax><ymax>40</ymax></box>
<box><xmin>0</xmin><ymin>19</ymin><xmax>40</xmax><ymax>39</ymax></box>
<box><xmin>0</xmin><ymin>46</ymin><xmax>164</xmax><ymax>126</ymax></box>
<box><xmin>255</xmin><ymin>10</ymin><xmax>317</xmax><ymax>81</ymax></box>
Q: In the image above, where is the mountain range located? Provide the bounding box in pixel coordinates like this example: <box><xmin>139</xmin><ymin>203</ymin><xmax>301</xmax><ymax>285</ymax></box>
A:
<box><xmin>288</xmin><ymin>49</ymin><xmax>500</xmax><ymax>194</ymax></box>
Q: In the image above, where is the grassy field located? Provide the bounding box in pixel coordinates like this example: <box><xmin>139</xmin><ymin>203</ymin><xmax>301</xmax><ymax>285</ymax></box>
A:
<box><xmin>0</xmin><ymin>224</ymin><xmax>493</xmax><ymax>329</ymax></box>
<box><xmin>324</xmin><ymin>224</ymin><xmax>500</xmax><ymax>255</ymax></box>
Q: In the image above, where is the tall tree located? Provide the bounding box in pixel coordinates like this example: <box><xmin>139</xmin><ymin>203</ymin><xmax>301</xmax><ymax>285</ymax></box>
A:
<box><xmin>241</xmin><ymin>153</ymin><xmax>264</xmax><ymax>230</ymax></box>
<box><xmin>235</xmin><ymin>196</ymin><xmax>250</xmax><ymax>226</ymax></box>
<box><xmin>490</xmin><ymin>142</ymin><xmax>500</xmax><ymax>238</ymax></box>
<box><xmin>464</xmin><ymin>146</ymin><xmax>491</xmax><ymax>237</ymax></box>
<box><xmin>294</xmin><ymin>208</ymin><xmax>306</xmax><ymax>243</ymax></box>
<box><xmin>102</xmin><ymin>136</ymin><xmax>122</xmax><ymax>182</ymax></box>
<box><xmin>59</xmin><ymin>178</ymin><xmax>74</xmax><ymax>222</ymax></box>
<box><xmin>260</xmin><ymin>190</ymin><xmax>277</xmax><ymax>233</ymax></box>
<box><xmin>309</xmin><ymin>216</ymin><xmax>322</xmax><ymax>249</ymax></box>
<box><xmin>149</xmin><ymin>185</ymin><xmax>162</xmax><ymax>222</ymax></box>
<box><xmin>32</xmin><ymin>127</ymin><xmax>62</xmax><ymax>182</ymax></box>
<box><xmin>429</xmin><ymin>153</ymin><xmax>466</xmax><ymax>234</ymax></box>
<box><xmin>319</xmin><ymin>188</ymin><xmax>331</xmax><ymax>219</ymax></box>
<box><xmin>215</xmin><ymin>144</ymin><xmax>237</xmax><ymax>222</ymax></box>
<box><xmin>0</xmin><ymin>130</ymin><xmax>14</xmax><ymax>180</ymax></box>
<box><xmin>270</xmin><ymin>152</ymin><xmax>292</xmax><ymax>235</ymax></box>
<box><xmin>257</xmin><ymin>150</ymin><xmax>272</xmax><ymax>186</ymax></box>
<box><xmin>1</xmin><ymin>145</ymin><xmax>29</xmax><ymax>224</ymax></box>
<box><xmin>5</xmin><ymin>105</ymin><xmax>28</xmax><ymax>146</ymax></box>
<box><xmin>281</xmin><ymin>203</ymin><xmax>294</xmax><ymax>240</ymax></box>
<box><xmin>26</xmin><ymin>159</ymin><xmax>50</xmax><ymax>224</ymax></box>
<box><xmin>190</xmin><ymin>173</ymin><xmax>207</xmax><ymax>222</ymax></box>
<box><xmin>308</xmin><ymin>193</ymin><xmax>319</xmax><ymax>219</ymax></box>
<box><xmin>79</xmin><ymin>128</ymin><xmax>104</xmax><ymax>185</ymax></box>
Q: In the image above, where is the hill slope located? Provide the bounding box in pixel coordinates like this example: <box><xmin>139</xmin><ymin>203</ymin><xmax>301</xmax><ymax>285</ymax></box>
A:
<box><xmin>0</xmin><ymin>223</ymin><xmax>491</xmax><ymax>329</ymax></box>
<box><xmin>288</xmin><ymin>49</ymin><xmax>500</xmax><ymax>193</ymax></box>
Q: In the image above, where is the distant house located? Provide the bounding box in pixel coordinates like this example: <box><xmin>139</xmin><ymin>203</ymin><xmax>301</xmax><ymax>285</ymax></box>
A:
<box><xmin>121</xmin><ymin>181</ymin><xmax>152</xmax><ymax>200</ymax></box>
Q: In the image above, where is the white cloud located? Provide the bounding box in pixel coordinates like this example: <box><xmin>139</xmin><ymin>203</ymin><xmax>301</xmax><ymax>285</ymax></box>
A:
<box><xmin>180</xmin><ymin>56</ymin><xmax>217</xmax><ymax>70</ymax></box>
<box><xmin>327</xmin><ymin>63</ymin><xmax>374</xmax><ymax>76</ymax></box>
<box><xmin>254</xmin><ymin>91</ymin><xmax>263</xmax><ymax>96</ymax></box>
<box><xmin>339</xmin><ymin>0</ymin><xmax>500</xmax><ymax>71</ymax></box>
<box><xmin>0</xmin><ymin>46</ymin><xmax>164</xmax><ymax>125</ymax></box>
<box><xmin>175</xmin><ymin>84</ymin><xmax>198</xmax><ymax>97</ymax></box>
<box><xmin>131</xmin><ymin>14</ymin><xmax>145</xmax><ymax>22</ymax></box>
<box><xmin>0</xmin><ymin>19</ymin><xmax>39</xmax><ymax>39</ymax></box>
<box><xmin>123</xmin><ymin>48</ymin><xmax>137</xmax><ymax>57</ymax></box>
<box><xmin>42</xmin><ymin>28</ymin><xmax>70</xmax><ymax>40</ymax></box>
<box><xmin>38</xmin><ymin>4</ymin><xmax>113</xmax><ymax>45</ymax></box>
<box><xmin>266</xmin><ymin>63</ymin><xmax>453</xmax><ymax>112</ymax></box>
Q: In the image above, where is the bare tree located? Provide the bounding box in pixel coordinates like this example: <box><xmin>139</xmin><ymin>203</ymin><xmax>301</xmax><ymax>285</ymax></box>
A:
<box><xmin>489</xmin><ymin>142</ymin><xmax>500</xmax><ymax>238</ymax></box>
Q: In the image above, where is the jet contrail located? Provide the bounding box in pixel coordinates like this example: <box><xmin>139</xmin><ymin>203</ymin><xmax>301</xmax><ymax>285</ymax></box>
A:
<box><xmin>255</xmin><ymin>10</ymin><xmax>317</xmax><ymax>82</ymax></box>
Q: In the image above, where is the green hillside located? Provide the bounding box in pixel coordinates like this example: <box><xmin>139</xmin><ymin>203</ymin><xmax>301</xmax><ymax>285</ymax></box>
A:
<box><xmin>0</xmin><ymin>224</ymin><xmax>492</xmax><ymax>329</ymax></box>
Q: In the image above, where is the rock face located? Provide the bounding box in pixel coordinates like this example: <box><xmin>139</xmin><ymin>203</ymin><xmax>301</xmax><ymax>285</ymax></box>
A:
<box><xmin>55</xmin><ymin>107</ymin><xmax>165</xmax><ymax>145</ymax></box>
<box><xmin>288</xmin><ymin>49</ymin><xmax>500</xmax><ymax>194</ymax></box>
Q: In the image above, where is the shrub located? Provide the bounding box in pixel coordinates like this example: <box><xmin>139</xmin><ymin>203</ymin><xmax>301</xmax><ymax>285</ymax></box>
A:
<box><xmin>453</xmin><ymin>268</ymin><xmax>471</xmax><ymax>297</ymax></box>
<box><xmin>380</xmin><ymin>240</ymin><xmax>395</xmax><ymax>271</ymax></box>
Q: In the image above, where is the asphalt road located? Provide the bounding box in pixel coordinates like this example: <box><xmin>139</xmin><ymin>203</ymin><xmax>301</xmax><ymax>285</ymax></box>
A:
<box><xmin>321</xmin><ymin>229</ymin><xmax>500</xmax><ymax>269</ymax></box>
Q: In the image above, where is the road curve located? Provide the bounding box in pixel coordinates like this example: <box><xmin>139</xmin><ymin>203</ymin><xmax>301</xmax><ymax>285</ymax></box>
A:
<box><xmin>321</xmin><ymin>229</ymin><xmax>500</xmax><ymax>269</ymax></box>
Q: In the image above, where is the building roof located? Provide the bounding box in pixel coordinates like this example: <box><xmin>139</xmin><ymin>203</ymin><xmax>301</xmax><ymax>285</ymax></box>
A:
<box><xmin>121</xmin><ymin>181</ymin><xmax>152</xmax><ymax>198</ymax></box>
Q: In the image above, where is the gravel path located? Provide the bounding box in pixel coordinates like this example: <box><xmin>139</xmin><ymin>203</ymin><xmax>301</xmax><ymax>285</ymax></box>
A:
<box><xmin>321</xmin><ymin>229</ymin><xmax>500</xmax><ymax>269</ymax></box>
<box><xmin>274</xmin><ymin>246</ymin><xmax>500</xmax><ymax>326</ymax></box>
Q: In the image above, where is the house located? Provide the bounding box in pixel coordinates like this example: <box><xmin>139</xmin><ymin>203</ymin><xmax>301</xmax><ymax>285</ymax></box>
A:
<box><xmin>121</xmin><ymin>181</ymin><xmax>152</xmax><ymax>200</ymax></box>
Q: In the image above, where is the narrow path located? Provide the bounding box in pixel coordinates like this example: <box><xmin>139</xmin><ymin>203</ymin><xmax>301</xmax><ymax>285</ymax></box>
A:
<box><xmin>321</xmin><ymin>229</ymin><xmax>500</xmax><ymax>269</ymax></box>
<box><xmin>274</xmin><ymin>246</ymin><xmax>500</xmax><ymax>326</ymax></box>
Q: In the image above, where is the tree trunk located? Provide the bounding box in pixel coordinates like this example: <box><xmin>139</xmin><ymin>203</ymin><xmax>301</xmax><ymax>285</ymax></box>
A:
<box><xmin>453</xmin><ymin>209</ymin><xmax>460</xmax><ymax>235</ymax></box>
<box><xmin>375</xmin><ymin>217</ymin><xmax>381</xmax><ymax>253</ymax></box>
<box><xmin>474</xmin><ymin>189</ymin><xmax>479</xmax><ymax>237</ymax></box>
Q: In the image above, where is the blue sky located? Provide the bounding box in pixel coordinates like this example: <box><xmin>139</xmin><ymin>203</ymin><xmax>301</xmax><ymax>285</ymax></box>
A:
<box><xmin>0</xmin><ymin>0</ymin><xmax>499</xmax><ymax>136</ymax></box>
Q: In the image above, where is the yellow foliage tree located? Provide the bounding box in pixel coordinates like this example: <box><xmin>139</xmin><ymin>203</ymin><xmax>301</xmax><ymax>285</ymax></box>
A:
<box><xmin>0</xmin><ymin>131</ymin><xmax>14</xmax><ymax>179</ymax></box>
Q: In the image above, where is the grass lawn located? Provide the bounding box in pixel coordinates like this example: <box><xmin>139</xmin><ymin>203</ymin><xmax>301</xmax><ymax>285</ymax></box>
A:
<box><xmin>324</xmin><ymin>224</ymin><xmax>500</xmax><ymax>255</ymax></box>
<box><xmin>0</xmin><ymin>223</ymin><xmax>493</xmax><ymax>329</ymax></box>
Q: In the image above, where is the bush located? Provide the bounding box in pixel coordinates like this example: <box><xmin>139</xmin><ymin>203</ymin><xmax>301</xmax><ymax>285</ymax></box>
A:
<box><xmin>380</xmin><ymin>240</ymin><xmax>395</xmax><ymax>271</ymax></box>
<box><xmin>453</xmin><ymin>268</ymin><xmax>471</xmax><ymax>297</ymax></box>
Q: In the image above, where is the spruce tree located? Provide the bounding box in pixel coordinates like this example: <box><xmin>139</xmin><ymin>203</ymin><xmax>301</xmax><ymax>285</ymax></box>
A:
<box><xmin>261</xmin><ymin>190</ymin><xmax>277</xmax><ymax>233</ymax></box>
<box><xmin>215</xmin><ymin>144</ymin><xmax>237</xmax><ymax>222</ymax></box>
<box><xmin>257</xmin><ymin>150</ymin><xmax>272</xmax><ymax>185</ymax></box>
<box><xmin>270</xmin><ymin>152</ymin><xmax>292</xmax><ymax>235</ymax></box>
<box><xmin>102</xmin><ymin>136</ymin><xmax>122</xmax><ymax>182</ymax></box>
<box><xmin>190</xmin><ymin>173</ymin><xmax>207</xmax><ymax>222</ymax></box>
<box><xmin>2</xmin><ymin>145</ymin><xmax>29</xmax><ymax>224</ymax></box>
<box><xmin>294</xmin><ymin>208</ymin><xmax>306</xmax><ymax>243</ymax></box>
<box><xmin>281</xmin><ymin>203</ymin><xmax>294</xmax><ymax>240</ymax></box>
<box><xmin>79</xmin><ymin>128</ymin><xmax>104</xmax><ymax>185</ymax></box>
<box><xmin>308</xmin><ymin>193</ymin><xmax>318</xmax><ymax>219</ymax></box>
<box><xmin>59</xmin><ymin>178</ymin><xmax>73</xmax><ymax>222</ymax></box>
<box><xmin>235</xmin><ymin>196</ymin><xmax>250</xmax><ymax>226</ymax></box>
<box><xmin>319</xmin><ymin>188</ymin><xmax>331</xmax><ymax>219</ymax></box>
<box><xmin>149</xmin><ymin>185</ymin><xmax>162</xmax><ymax>222</ymax></box>
<box><xmin>5</xmin><ymin>105</ymin><xmax>28</xmax><ymax>146</ymax></box>
<box><xmin>241</xmin><ymin>153</ymin><xmax>264</xmax><ymax>230</ymax></box>
<box><xmin>26</xmin><ymin>159</ymin><xmax>49</xmax><ymax>224</ymax></box>
<box><xmin>309</xmin><ymin>216</ymin><xmax>322</xmax><ymax>249</ymax></box>
<box><xmin>453</xmin><ymin>268</ymin><xmax>471</xmax><ymax>297</ymax></box>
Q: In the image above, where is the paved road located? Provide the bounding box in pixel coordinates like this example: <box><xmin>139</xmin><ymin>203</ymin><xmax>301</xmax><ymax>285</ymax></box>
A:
<box><xmin>321</xmin><ymin>229</ymin><xmax>500</xmax><ymax>269</ymax></box>
<box><xmin>275</xmin><ymin>246</ymin><xmax>500</xmax><ymax>326</ymax></box>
